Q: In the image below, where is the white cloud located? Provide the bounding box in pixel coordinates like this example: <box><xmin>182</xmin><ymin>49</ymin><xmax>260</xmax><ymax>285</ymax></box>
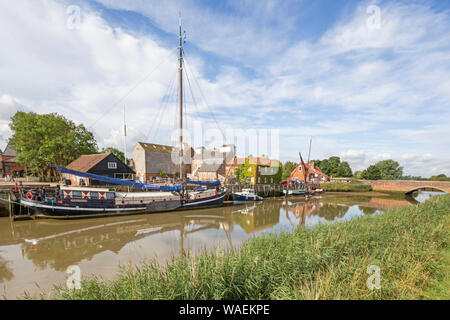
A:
<box><xmin>0</xmin><ymin>0</ymin><xmax>448</xmax><ymax>177</ymax></box>
<box><xmin>0</xmin><ymin>95</ymin><xmax>29</xmax><ymax>149</ymax></box>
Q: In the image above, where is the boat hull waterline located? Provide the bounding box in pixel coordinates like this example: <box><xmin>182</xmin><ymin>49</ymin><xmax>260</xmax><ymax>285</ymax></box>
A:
<box><xmin>21</xmin><ymin>192</ymin><xmax>226</xmax><ymax>219</ymax></box>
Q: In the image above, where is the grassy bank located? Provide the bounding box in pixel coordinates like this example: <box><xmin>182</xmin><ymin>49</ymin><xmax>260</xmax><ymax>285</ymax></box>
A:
<box><xmin>50</xmin><ymin>195</ymin><xmax>449</xmax><ymax>300</ymax></box>
<box><xmin>321</xmin><ymin>181</ymin><xmax>372</xmax><ymax>192</ymax></box>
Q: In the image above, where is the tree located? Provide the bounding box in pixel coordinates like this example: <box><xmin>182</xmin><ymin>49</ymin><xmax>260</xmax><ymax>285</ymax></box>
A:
<box><xmin>430</xmin><ymin>174</ymin><xmax>450</xmax><ymax>181</ymax></box>
<box><xmin>361</xmin><ymin>165</ymin><xmax>382</xmax><ymax>180</ymax></box>
<box><xmin>282</xmin><ymin>161</ymin><xmax>298</xmax><ymax>180</ymax></box>
<box><xmin>337</xmin><ymin>161</ymin><xmax>353</xmax><ymax>177</ymax></box>
<box><xmin>101</xmin><ymin>147</ymin><xmax>125</xmax><ymax>163</ymax></box>
<box><xmin>9</xmin><ymin>112</ymin><xmax>98</xmax><ymax>178</ymax></box>
<box><xmin>234</xmin><ymin>164</ymin><xmax>246</xmax><ymax>184</ymax></box>
<box><xmin>314</xmin><ymin>156</ymin><xmax>353</xmax><ymax>177</ymax></box>
<box><xmin>354</xmin><ymin>171</ymin><xmax>363</xmax><ymax>179</ymax></box>
<box><xmin>374</xmin><ymin>159</ymin><xmax>403</xmax><ymax>180</ymax></box>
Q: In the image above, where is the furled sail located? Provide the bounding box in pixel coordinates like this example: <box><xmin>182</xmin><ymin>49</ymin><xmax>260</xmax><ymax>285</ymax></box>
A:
<box><xmin>186</xmin><ymin>180</ymin><xmax>221</xmax><ymax>186</ymax></box>
<box><xmin>57</xmin><ymin>166</ymin><xmax>182</xmax><ymax>192</ymax></box>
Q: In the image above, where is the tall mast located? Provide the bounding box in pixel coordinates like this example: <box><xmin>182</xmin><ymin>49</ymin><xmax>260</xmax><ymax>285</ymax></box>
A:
<box><xmin>123</xmin><ymin>105</ymin><xmax>127</xmax><ymax>165</ymax></box>
<box><xmin>178</xmin><ymin>13</ymin><xmax>184</xmax><ymax>180</ymax></box>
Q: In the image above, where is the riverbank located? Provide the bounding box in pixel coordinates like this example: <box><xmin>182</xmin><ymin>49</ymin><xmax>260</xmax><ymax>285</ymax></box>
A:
<box><xmin>41</xmin><ymin>194</ymin><xmax>449</xmax><ymax>300</ymax></box>
<box><xmin>321</xmin><ymin>181</ymin><xmax>372</xmax><ymax>192</ymax></box>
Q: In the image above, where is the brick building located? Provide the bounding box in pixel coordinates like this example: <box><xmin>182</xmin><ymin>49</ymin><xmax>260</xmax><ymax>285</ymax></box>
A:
<box><xmin>288</xmin><ymin>161</ymin><xmax>329</xmax><ymax>183</ymax></box>
<box><xmin>132</xmin><ymin>142</ymin><xmax>193</xmax><ymax>182</ymax></box>
<box><xmin>0</xmin><ymin>143</ymin><xmax>25</xmax><ymax>178</ymax></box>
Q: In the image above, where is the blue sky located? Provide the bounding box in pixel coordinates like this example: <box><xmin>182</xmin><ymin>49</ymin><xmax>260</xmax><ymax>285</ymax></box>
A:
<box><xmin>0</xmin><ymin>0</ymin><xmax>449</xmax><ymax>176</ymax></box>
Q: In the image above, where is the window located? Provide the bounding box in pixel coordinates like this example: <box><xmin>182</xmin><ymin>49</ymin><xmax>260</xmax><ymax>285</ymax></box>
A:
<box><xmin>90</xmin><ymin>192</ymin><xmax>99</xmax><ymax>200</ymax></box>
<box><xmin>72</xmin><ymin>191</ymin><xmax>82</xmax><ymax>199</ymax></box>
<box><xmin>108</xmin><ymin>162</ymin><xmax>117</xmax><ymax>169</ymax></box>
<box><xmin>106</xmin><ymin>192</ymin><xmax>115</xmax><ymax>200</ymax></box>
<box><xmin>298</xmin><ymin>166</ymin><xmax>302</xmax><ymax>171</ymax></box>
<box><xmin>271</xmin><ymin>178</ymin><xmax>273</xmax><ymax>183</ymax></box>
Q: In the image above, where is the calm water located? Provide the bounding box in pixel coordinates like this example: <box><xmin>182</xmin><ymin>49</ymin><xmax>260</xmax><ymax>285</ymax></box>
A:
<box><xmin>0</xmin><ymin>191</ymin><xmax>444</xmax><ymax>298</ymax></box>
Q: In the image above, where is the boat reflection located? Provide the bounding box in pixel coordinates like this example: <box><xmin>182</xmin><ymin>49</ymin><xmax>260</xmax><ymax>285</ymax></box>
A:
<box><xmin>3</xmin><ymin>207</ymin><xmax>239</xmax><ymax>272</ymax></box>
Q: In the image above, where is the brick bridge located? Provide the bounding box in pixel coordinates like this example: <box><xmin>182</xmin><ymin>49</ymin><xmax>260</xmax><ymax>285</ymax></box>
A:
<box><xmin>363</xmin><ymin>180</ymin><xmax>450</xmax><ymax>194</ymax></box>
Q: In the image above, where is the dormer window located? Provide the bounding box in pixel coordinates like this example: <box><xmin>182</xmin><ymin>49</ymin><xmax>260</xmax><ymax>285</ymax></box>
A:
<box><xmin>108</xmin><ymin>162</ymin><xmax>117</xmax><ymax>169</ymax></box>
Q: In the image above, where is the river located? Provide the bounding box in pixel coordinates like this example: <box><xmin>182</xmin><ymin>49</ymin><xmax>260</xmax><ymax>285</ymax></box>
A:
<box><xmin>0</xmin><ymin>190</ymin><xmax>444</xmax><ymax>299</ymax></box>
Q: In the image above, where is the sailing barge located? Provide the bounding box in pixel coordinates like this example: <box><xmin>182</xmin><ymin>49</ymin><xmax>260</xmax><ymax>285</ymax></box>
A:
<box><xmin>20</xmin><ymin>167</ymin><xmax>226</xmax><ymax>218</ymax></box>
<box><xmin>19</xmin><ymin>17</ymin><xmax>229</xmax><ymax>218</ymax></box>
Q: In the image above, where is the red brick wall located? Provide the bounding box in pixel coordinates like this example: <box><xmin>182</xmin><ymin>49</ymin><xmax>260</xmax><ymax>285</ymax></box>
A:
<box><xmin>364</xmin><ymin>180</ymin><xmax>450</xmax><ymax>193</ymax></box>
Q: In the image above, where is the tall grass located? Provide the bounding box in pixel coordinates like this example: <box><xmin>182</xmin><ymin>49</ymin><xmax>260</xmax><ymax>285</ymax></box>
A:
<box><xmin>321</xmin><ymin>182</ymin><xmax>373</xmax><ymax>192</ymax></box>
<box><xmin>51</xmin><ymin>195</ymin><xmax>449</xmax><ymax>300</ymax></box>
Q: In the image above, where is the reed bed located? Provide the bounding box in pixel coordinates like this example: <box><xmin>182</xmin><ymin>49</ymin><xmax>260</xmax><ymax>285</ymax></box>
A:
<box><xmin>51</xmin><ymin>194</ymin><xmax>449</xmax><ymax>300</ymax></box>
<box><xmin>321</xmin><ymin>182</ymin><xmax>373</xmax><ymax>192</ymax></box>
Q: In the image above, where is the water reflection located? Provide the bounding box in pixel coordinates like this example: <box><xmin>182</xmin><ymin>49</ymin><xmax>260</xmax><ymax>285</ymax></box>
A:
<box><xmin>0</xmin><ymin>192</ymin><xmax>435</xmax><ymax>298</ymax></box>
<box><xmin>411</xmin><ymin>190</ymin><xmax>446</xmax><ymax>203</ymax></box>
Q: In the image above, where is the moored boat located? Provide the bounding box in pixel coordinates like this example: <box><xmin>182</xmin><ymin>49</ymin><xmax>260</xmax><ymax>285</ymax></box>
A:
<box><xmin>232</xmin><ymin>189</ymin><xmax>263</xmax><ymax>202</ymax></box>
<box><xmin>283</xmin><ymin>189</ymin><xmax>309</xmax><ymax>196</ymax></box>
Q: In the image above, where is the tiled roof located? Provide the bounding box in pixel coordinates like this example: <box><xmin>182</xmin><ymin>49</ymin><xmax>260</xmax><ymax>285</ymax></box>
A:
<box><xmin>66</xmin><ymin>153</ymin><xmax>111</xmax><ymax>172</ymax></box>
<box><xmin>226</xmin><ymin>157</ymin><xmax>246</xmax><ymax>166</ymax></box>
<box><xmin>3</xmin><ymin>143</ymin><xmax>16</xmax><ymax>157</ymax></box>
<box><xmin>248</xmin><ymin>156</ymin><xmax>271</xmax><ymax>166</ymax></box>
<box><xmin>137</xmin><ymin>142</ymin><xmax>175</xmax><ymax>153</ymax></box>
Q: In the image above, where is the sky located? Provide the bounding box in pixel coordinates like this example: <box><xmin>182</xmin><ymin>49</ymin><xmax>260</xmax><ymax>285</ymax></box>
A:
<box><xmin>0</xmin><ymin>0</ymin><xmax>449</xmax><ymax>177</ymax></box>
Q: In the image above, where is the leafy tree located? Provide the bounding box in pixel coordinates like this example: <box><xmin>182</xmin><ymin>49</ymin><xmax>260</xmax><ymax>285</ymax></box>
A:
<box><xmin>282</xmin><ymin>161</ymin><xmax>298</xmax><ymax>180</ymax></box>
<box><xmin>313</xmin><ymin>156</ymin><xmax>353</xmax><ymax>177</ymax></box>
<box><xmin>430</xmin><ymin>174</ymin><xmax>450</xmax><ymax>181</ymax></box>
<box><xmin>337</xmin><ymin>161</ymin><xmax>353</xmax><ymax>177</ymax></box>
<box><xmin>361</xmin><ymin>165</ymin><xmax>382</xmax><ymax>180</ymax></box>
<box><xmin>374</xmin><ymin>159</ymin><xmax>403</xmax><ymax>180</ymax></box>
<box><xmin>101</xmin><ymin>147</ymin><xmax>125</xmax><ymax>163</ymax></box>
<box><xmin>234</xmin><ymin>164</ymin><xmax>246</xmax><ymax>184</ymax></box>
<box><xmin>354</xmin><ymin>171</ymin><xmax>363</xmax><ymax>179</ymax></box>
<box><xmin>9</xmin><ymin>112</ymin><xmax>98</xmax><ymax>178</ymax></box>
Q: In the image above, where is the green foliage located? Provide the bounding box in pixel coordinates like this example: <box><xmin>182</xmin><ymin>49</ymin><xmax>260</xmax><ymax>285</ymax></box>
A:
<box><xmin>158</xmin><ymin>170</ymin><xmax>165</xmax><ymax>177</ymax></box>
<box><xmin>354</xmin><ymin>171</ymin><xmax>363</xmax><ymax>179</ymax></box>
<box><xmin>9</xmin><ymin>112</ymin><xmax>97</xmax><ymax>178</ymax></box>
<box><xmin>313</xmin><ymin>157</ymin><xmax>353</xmax><ymax>177</ymax></box>
<box><xmin>52</xmin><ymin>195</ymin><xmax>450</xmax><ymax>300</ymax></box>
<box><xmin>101</xmin><ymin>147</ymin><xmax>125</xmax><ymax>163</ymax></box>
<box><xmin>374</xmin><ymin>159</ymin><xmax>403</xmax><ymax>180</ymax></box>
<box><xmin>234</xmin><ymin>164</ymin><xmax>246</xmax><ymax>184</ymax></box>
<box><xmin>430</xmin><ymin>174</ymin><xmax>450</xmax><ymax>181</ymax></box>
<box><xmin>281</xmin><ymin>161</ymin><xmax>298</xmax><ymax>180</ymax></box>
<box><xmin>321</xmin><ymin>182</ymin><xmax>372</xmax><ymax>192</ymax></box>
<box><xmin>361</xmin><ymin>165</ymin><xmax>382</xmax><ymax>180</ymax></box>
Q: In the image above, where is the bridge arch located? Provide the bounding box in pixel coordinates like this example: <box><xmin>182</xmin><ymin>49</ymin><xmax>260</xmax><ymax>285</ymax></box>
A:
<box><xmin>405</xmin><ymin>186</ymin><xmax>448</xmax><ymax>195</ymax></box>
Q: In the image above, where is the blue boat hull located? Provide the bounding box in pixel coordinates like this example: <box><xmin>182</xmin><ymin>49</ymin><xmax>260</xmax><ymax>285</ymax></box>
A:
<box><xmin>232</xmin><ymin>194</ymin><xmax>263</xmax><ymax>202</ymax></box>
<box><xmin>180</xmin><ymin>192</ymin><xmax>227</xmax><ymax>210</ymax></box>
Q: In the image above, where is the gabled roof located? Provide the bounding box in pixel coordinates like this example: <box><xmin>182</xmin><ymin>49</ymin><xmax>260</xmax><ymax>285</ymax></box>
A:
<box><xmin>136</xmin><ymin>142</ymin><xmax>174</xmax><ymax>153</ymax></box>
<box><xmin>66</xmin><ymin>153</ymin><xmax>111</xmax><ymax>172</ymax></box>
<box><xmin>3</xmin><ymin>143</ymin><xmax>16</xmax><ymax>157</ymax></box>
